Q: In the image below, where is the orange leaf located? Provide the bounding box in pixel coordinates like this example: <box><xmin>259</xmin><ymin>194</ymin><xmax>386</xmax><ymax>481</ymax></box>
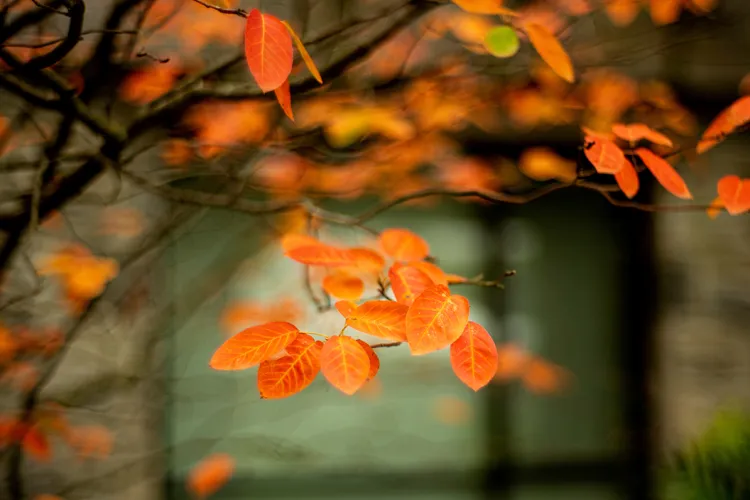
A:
<box><xmin>449</xmin><ymin>321</ymin><xmax>498</xmax><ymax>391</ymax></box>
<box><xmin>281</xmin><ymin>21</ymin><xmax>322</xmax><ymax>84</ymax></box>
<box><xmin>334</xmin><ymin>300</ymin><xmax>357</xmax><ymax>318</ymax></box>
<box><xmin>605</xmin><ymin>0</ymin><xmax>640</xmax><ymax>26</ymax></box>
<box><xmin>584</xmin><ymin>139</ymin><xmax>625</xmax><ymax>174</ymax></box>
<box><xmin>0</xmin><ymin>325</ymin><xmax>17</xmax><ymax>365</ymax></box>
<box><xmin>523</xmin><ymin>22</ymin><xmax>574</xmax><ymax>83</ymax></box>
<box><xmin>522</xmin><ymin>358</ymin><xmax>568</xmax><ymax>394</ymax></box>
<box><xmin>347</xmin><ymin>248</ymin><xmax>386</xmax><ymax>274</ymax></box>
<box><xmin>611</xmin><ymin>123</ymin><xmax>673</xmax><ymax>147</ymax></box>
<box><xmin>274</xmin><ymin>78</ymin><xmax>294</xmax><ymax>121</ymax></box>
<box><xmin>219</xmin><ymin>301</ymin><xmax>264</xmax><ymax>334</ymax></box>
<box><xmin>186</xmin><ymin>453</ymin><xmax>235</xmax><ymax>499</ymax></box>
<box><xmin>346</xmin><ymin>300</ymin><xmax>408</xmax><ymax>342</ymax></box>
<box><xmin>635</xmin><ymin>148</ymin><xmax>692</xmax><ymax>200</ymax></box>
<box><xmin>257</xmin><ymin>333</ymin><xmax>323</xmax><ymax>399</ymax></box>
<box><xmin>409</xmin><ymin>261</ymin><xmax>449</xmax><ymax>286</ymax></box>
<box><xmin>244</xmin><ymin>9</ymin><xmax>293</xmax><ymax>93</ymax></box>
<box><xmin>356</xmin><ymin>339</ymin><xmax>380</xmax><ymax>379</ymax></box>
<box><xmin>717</xmin><ymin>175</ymin><xmax>750</xmax><ymax>215</ymax></box>
<box><xmin>280</xmin><ymin>233</ymin><xmax>321</xmax><ymax>252</ymax></box>
<box><xmin>649</xmin><ymin>0</ymin><xmax>681</xmax><ymax>25</ymax></box>
<box><xmin>23</xmin><ymin>425</ymin><xmax>51</xmax><ymax>462</ymax></box>
<box><xmin>697</xmin><ymin>96</ymin><xmax>750</xmax><ymax>154</ymax></box>
<box><xmin>322</xmin><ymin>271</ymin><xmax>364</xmax><ymax>300</ymax></box>
<box><xmin>320</xmin><ymin>336</ymin><xmax>370</xmax><ymax>395</ymax></box>
<box><xmin>406</xmin><ymin>285</ymin><xmax>470</xmax><ymax>356</ymax></box>
<box><xmin>432</xmin><ymin>395</ymin><xmax>472</xmax><ymax>425</ymax></box>
<box><xmin>209</xmin><ymin>322</ymin><xmax>299</xmax><ymax>371</ymax></box>
<box><xmin>388</xmin><ymin>263</ymin><xmax>435</xmax><ymax>306</ymax></box>
<box><xmin>285</xmin><ymin>244</ymin><xmax>355</xmax><ymax>267</ymax></box>
<box><xmin>378</xmin><ymin>228</ymin><xmax>429</xmax><ymax>262</ymax></box>
<box><xmin>493</xmin><ymin>343</ymin><xmax>530</xmax><ymax>381</ymax></box>
<box><xmin>66</xmin><ymin>425</ymin><xmax>113</xmax><ymax>460</ymax></box>
<box><xmin>706</xmin><ymin>196</ymin><xmax>724</xmax><ymax>219</ymax></box>
<box><xmin>518</xmin><ymin>147</ymin><xmax>577</xmax><ymax>183</ymax></box>
<box><xmin>451</xmin><ymin>0</ymin><xmax>519</xmax><ymax>16</ymax></box>
<box><xmin>614</xmin><ymin>157</ymin><xmax>639</xmax><ymax>199</ymax></box>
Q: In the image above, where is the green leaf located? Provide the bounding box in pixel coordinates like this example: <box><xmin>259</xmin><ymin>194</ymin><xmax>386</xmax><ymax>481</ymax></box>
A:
<box><xmin>484</xmin><ymin>26</ymin><xmax>520</xmax><ymax>58</ymax></box>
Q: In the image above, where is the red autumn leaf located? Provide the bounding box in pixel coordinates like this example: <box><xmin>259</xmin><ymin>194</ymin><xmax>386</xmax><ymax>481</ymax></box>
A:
<box><xmin>209</xmin><ymin>322</ymin><xmax>299</xmax><ymax>371</ymax></box>
<box><xmin>320</xmin><ymin>336</ymin><xmax>370</xmax><ymax>395</ymax></box>
<box><xmin>23</xmin><ymin>425</ymin><xmax>51</xmax><ymax>462</ymax></box>
<box><xmin>406</xmin><ymin>285</ymin><xmax>470</xmax><ymax>356</ymax></box>
<box><xmin>614</xmin><ymin>156</ymin><xmax>639</xmax><ymax>199</ymax></box>
<box><xmin>257</xmin><ymin>333</ymin><xmax>323</xmax><ymax>399</ymax></box>
<box><xmin>717</xmin><ymin>174</ymin><xmax>750</xmax><ymax>215</ymax></box>
<box><xmin>346</xmin><ymin>300</ymin><xmax>408</xmax><ymax>342</ymax></box>
<box><xmin>697</xmin><ymin>96</ymin><xmax>750</xmax><ymax>154</ymax></box>
<box><xmin>356</xmin><ymin>339</ymin><xmax>380</xmax><ymax>379</ymax></box>
<box><xmin>611</xmin><ymin>123</ymin><xmax>673</xmax><ymax>147</ymax></box>
<box><xmin>584</xmin><ymin>138</ymin><xmax>626</xmax><ymax>174</ymax></box>
<box><xmin>334</xmin><ymin>300</ymin><xmax>357</xmax><ymax>318</ymax></box>
<box><xmin>244</xmin><ymin>9</ymin><xmax>293</xmax><ymax>93</ymax></box>
<box><xmin>378</xmin><ymin>228</ymin><xmax>430</xmax><ymax>261</ymax></box>
<box><xmin>449</xmin><ymin>321</ymin><xmax>498</xmax><ymax>391</ymax></box>
<box><xmin>187</xmin><ymin>453</ymin><xmax>235</xmax><ymax>499</ymax></box>
<box><xmin>274</xmin><ymin>78</ymin><xmax>294</xmax><ymax>121</ymax></box>
<box><xmin>322</xmin><ymin>271</ymin><xmax>364</xmax><ymax>300</ymax></box>
<box><xmin>388</xmin><ymin>263</ymin><xmax>435</xmax><ymax>306</ymax></box>
<box><xmin>635</xmin><ymin>148</ymin><xmax>692</xmax><ymax>199</ymax></box>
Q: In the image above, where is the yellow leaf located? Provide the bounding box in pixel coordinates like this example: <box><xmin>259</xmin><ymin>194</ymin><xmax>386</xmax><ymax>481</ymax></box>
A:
<box><xmin>281</xmin><ymin>21</ymin><xmax>323</xmax><ymax>84</ymax></box>
<box><xmin>523</xmin><ymin>22</ymin><xmax>574</xmax><ymax>83</ymax></box>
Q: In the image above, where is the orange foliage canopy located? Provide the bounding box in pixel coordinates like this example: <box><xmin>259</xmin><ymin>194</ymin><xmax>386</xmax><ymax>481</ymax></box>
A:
<box><xmin>208</xmin><ymin>227</ymin><xmax>540</xmax><ymax>397</ymax></box>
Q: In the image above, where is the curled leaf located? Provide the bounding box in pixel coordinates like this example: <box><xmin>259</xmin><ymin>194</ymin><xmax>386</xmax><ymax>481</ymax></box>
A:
<box><xmin>697</xmin><ymin>96</ymin><xmax>750</xmax><ymax>154</ymax></box>
<box><xmin>281</xmin><ymin>21</ymin><xmax>322</xmax><ymax>84</ymax></box>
